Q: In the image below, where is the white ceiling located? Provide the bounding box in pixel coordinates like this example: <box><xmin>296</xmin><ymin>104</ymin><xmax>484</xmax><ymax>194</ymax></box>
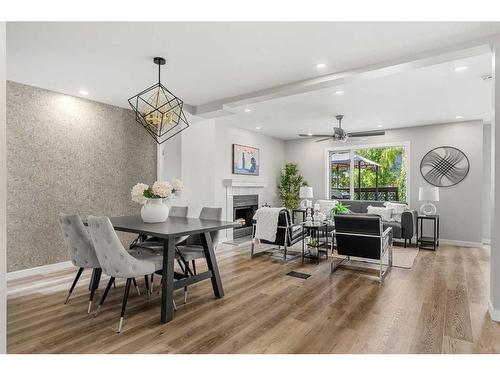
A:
<box><xmin>218</xmin><ymin>53</ymin><xmax>493</xmax><ymax>139</ymax></box>
<box><xmin>5</xmin><ymin>22</ymin><xmax>499</xmax><ymax>139</ymax></box>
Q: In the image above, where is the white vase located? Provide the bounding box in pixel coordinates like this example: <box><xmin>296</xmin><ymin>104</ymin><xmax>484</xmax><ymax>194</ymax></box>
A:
<box><xmin>140</xmin><ymin>198</ymin><xmax>169</xmax><ymax>223</ymax></box>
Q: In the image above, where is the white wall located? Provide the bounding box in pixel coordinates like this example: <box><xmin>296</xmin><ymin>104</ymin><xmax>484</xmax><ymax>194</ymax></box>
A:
<box><xmin>158</xmin><ymin>117</ymin><xmax>286</xmax><ymax>240</ymax></box>
<box><xmin>285</xmin><ymin>120</ymin><xmax>484</xmax><ymax>244</ymax></box>
<box><xmin>483</xmin><ymin>124</ymin><xmax>492</xmax><ymax>242</ymax></box>
<box><xmin>0</xmin><ymin>22</ymin><xmax>7</xmax><ymax>354</ymax></box>
<box><xmin>158</xmin><ymin>132</ymin><xmax>182</xmax><ymax>182</ymax></box>
<box><xmin>179</xmin><ymin>118</ymin><xmax>217</xmax><ymax>217</ymax></box>
<box><xmin>213</xmin><ymin>123</ymin><xmax>285</xmax><ymax>211</ymax></box>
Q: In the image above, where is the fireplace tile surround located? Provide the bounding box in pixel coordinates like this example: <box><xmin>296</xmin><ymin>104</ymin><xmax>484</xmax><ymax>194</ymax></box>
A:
<box><xmin>223</xmin><ymin>179</ymin><xmax>268</xmax><ymax>241</ymax></box>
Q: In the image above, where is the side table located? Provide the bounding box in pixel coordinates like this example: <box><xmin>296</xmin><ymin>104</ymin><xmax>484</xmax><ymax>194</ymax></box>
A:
<box><xmin>302</xmin><ymin>221</ymin><xmax>329</xmax><ymax>264</ymax></box>
<box><xmin>417</xmin><ymin>215</ymin><xmax>440</xmax><ymax>250</ymax></box>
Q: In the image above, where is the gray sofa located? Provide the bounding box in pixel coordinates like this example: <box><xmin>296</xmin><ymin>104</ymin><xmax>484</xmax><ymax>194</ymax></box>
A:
<box><xmin>339</xmin><ymin>200</ymin><xmax>417</xmax><ymax>247</ymax></box>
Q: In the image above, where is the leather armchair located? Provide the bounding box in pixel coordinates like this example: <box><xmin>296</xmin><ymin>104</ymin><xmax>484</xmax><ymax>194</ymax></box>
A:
<box><xmin>332</xmin><ymin>214</ymin><xmax>393</xmax><ymax>283</ymax></box>
<box><xmin>251</xmin><ymin>209</ymin><xmax>305</xmax><ymax>263</ymax></box>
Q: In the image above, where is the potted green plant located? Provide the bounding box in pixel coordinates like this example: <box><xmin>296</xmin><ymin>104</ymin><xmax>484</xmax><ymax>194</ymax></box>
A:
<box><xmin>307</xmin><ymin>237</ymin><xmax>319</xmax><ymax>256</ymax></box>
<box><xmin>330</xmin><ymin>202</ymin><xmax>350</xmax><ymax>218</ymax></box>
<box><xmin>278</xmin><ymin>163</ymin><xmax>308</xmax><ymax>210</ymax></box>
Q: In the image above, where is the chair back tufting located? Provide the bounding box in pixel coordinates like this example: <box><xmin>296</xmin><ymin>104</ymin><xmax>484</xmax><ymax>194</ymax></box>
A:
<box><xmin>87</xmin><ymin>215</ymin><xmax>156</xmax><ymax>278</ymax></box>
<box><xmin>58</xmin><ymin>213</ymin><xmax>100</xmax><ymax>269</ymax></box>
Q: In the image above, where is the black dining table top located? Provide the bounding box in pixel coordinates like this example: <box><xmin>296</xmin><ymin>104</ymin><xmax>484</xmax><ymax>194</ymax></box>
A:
<box><xmin>84</xmin><ymin>215</ymin><xmax>239</xmax><ymax>239</ymax></box>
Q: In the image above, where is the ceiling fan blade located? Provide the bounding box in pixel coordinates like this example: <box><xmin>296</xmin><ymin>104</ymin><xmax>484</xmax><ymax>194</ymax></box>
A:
<box><xmin>315</xmin><ymin>137</ymin><xmax>332</xmax><ymax>143</ymax></box>
<box><xmin>299</xmin><ymin>134</ymin><xmax>332</xmax><ymax>138</ymax></box>
<box><xmin>348</xmin><ymin>130</ymin><xmax>386</xmax><ymax>137</ymax></box>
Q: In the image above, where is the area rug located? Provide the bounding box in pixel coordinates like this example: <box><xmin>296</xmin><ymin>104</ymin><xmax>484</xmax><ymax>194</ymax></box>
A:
<box><xmin>228</xmin><ymin>240</ymin><xmax>419</xmax><ymax>269</ymax></box>
<box><xmin>334</xmin><ymin>245</ymin><xmax>419</xmax><ymax>269</ymax></box>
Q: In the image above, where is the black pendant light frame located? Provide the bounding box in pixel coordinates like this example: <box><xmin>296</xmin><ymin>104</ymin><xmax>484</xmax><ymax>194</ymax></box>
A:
<box><xmin>128</xmin><ymin>57</ymin><xmax>189</xmax><ymax>144</ymax></box>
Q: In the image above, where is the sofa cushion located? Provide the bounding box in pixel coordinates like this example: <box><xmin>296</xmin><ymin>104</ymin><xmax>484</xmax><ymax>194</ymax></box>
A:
<box><xmin>359</xmin><ymin>200</ymin><xmax>384</xmax><ymax>213</ymax></box>
<box><xmin>383</xmin><ymin>221</ymin><xmax>402</xmax><ymax>239</ymax></box>
<box><xmin>316</xmin><ymin>199</ymin><xmax>337</xmax><ymax>216</ymax></box>
<box><xmin>367</xmin><ymin>205</ymin><xmax>393</xmax><ymax>221</ymax></box>
<box><xmin>384</xmin><ymin>202</ymin><xmax>408</xmax><ymax>223</ymax></box>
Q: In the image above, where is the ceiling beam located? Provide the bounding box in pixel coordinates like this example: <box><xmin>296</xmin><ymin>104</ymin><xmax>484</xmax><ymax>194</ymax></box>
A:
<box><xmin>193</xmin><ymin>36</ymin><xmax>495</xmax><ymax>118</ymax></box>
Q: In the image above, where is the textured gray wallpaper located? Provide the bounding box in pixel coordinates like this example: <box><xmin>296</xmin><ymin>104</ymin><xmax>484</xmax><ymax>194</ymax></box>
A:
<box><xmin>7</xmin><ymin>81</ymin><xmax>157</xmax><ymax>271</ymax></box>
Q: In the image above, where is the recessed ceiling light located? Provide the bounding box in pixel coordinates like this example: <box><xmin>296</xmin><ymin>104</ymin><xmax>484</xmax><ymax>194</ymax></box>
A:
<box><xmin>377</xmin><ymin>124</ymin><xmax>383</xmax><ymax>128</ymax></box>
<box><xmin>307</xmin><ymin>133</ymin><xmax>313</xmax><ymax>136</ymax></box>
<box><xmin>78</xmin><ymin>89</ymin><xmax>89</xmax><ymax>96</ymax></box>
<box><xmin>456</xmin><ymin>115</ymin><xmax>463</xmax><ymax>119</ymax></box>
<box><xmin>316</xmin><ymin>63</ymin><xmax>327</xmax><ymax>69</ymax></box>
<box><xmin>255</xmin><ymin>126</ymin><xmax>261</xmax><ymax>130</ymax></box>
<box><xmin>455</xmin><ymin>66</ymin><xmax>467</xmax><ymax>72</ymax></box>
<box><xmin>335</xmin><ymin>90</ymin><xmax>344</xmax><ymax>95</ymax></box>
<box><xmin>244</xmin><ymin>108</ymin><xmax>252</xmax><ymax>113</ymax></box>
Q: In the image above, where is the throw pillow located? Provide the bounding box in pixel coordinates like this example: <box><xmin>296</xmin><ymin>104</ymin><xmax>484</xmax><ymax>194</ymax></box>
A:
<box><xmin>384</xmin><ymin>202</ymin><xmax>408</xmax><ymax>223</ymax></box>
<box><xmin>366</xmin><ymin>205</ymin><xmax>394</xmax><ymax>222</ymax></box>
<box><xmin>316</xmin><ymin>199</ymin><xmax>337</xmax><ymax>216</ymax></box>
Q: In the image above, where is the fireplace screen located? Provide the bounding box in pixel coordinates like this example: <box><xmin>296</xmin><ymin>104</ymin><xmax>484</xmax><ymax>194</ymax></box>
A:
<box><xmin>233</xmin><ymin>195</ymin><xmax>258</xmax><ymax>238</ymax></box>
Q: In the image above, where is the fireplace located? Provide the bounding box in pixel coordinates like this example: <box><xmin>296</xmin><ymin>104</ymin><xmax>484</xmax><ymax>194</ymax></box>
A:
<box><xmin>233</xmin><ymin>195</ymin><xmax>258</xmax><ymax>238</ymax></box>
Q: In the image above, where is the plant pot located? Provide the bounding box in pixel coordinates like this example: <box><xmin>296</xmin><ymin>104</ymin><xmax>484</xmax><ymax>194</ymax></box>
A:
<box><xmin>140</xmin><ymin>198</ymin><xmax>169</xmax><ymax>223</ymax></box>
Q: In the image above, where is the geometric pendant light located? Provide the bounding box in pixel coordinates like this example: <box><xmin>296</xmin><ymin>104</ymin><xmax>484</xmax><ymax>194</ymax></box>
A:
<box><xmin>128</xmin><ymin>57</ymin><xmax>189</xmax><ymax>144</ymax></box>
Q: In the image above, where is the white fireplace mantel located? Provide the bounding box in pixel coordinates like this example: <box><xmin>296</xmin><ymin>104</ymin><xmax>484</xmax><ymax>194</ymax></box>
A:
<box><xmin>223</xmin><ymin>179</ymin><xmax>267</xmax><ymax>188</ymax></box>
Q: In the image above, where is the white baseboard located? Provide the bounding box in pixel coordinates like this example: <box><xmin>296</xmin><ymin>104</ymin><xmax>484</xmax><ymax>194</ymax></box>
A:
<box><xmin>439</xmin><ymin>239</ymin><xmax>483</xmax><ymax>248</ymax></box>
<box><xmin>489</xmin><ymin>300</ymin><xmax>500</xmax><ymax>321</ymax></box>
<box><xmin>7</xmin><ymin>260</ymin><xmax>73</xmax><ymax>281</ymax></box>
<box><xmin>483</xmin><ymin>238</ymin><xmax>491</xmax><ymax>245</ymax></box>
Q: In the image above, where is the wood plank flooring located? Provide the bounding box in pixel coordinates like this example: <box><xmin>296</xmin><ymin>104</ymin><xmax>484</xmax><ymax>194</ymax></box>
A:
<box><xmin>7</xmin><ymin>242</ymin><xmax>500</xmax><ymax>353</ymax></box>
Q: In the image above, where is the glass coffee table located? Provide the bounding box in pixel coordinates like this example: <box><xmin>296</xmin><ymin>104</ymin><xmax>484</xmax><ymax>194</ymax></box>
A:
<box><xmin>301</xmin><ymin>221</ymin><xmax>334</xmax><ymax>264</ymax></box>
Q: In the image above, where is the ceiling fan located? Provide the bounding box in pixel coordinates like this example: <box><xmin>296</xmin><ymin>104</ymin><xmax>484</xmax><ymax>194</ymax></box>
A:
<box><xmin>299</xmin><ymin>115</ymin><xmax>385</xmax><ymax>142</ymax></box>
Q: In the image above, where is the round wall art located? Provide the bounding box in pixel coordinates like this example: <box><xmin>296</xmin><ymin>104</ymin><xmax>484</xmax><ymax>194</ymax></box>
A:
<box><xmin>420</xmin><ymin>146</ymin><xmax>470</xmax><ymax>187</ymax></box>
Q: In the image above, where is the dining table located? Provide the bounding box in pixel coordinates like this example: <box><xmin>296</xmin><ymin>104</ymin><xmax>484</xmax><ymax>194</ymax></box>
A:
<box><xmin>85</xmin><ymin>215</ymin><xmax>239</xmax><ymax>323</ymax></box>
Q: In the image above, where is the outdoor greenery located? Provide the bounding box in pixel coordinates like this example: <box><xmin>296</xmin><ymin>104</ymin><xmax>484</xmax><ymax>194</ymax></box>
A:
<box><xmin>331</xmin><ymin>146</ymin><xmax>407</xmax><ymax>202</ymax></box>
<box><xmin>279</xmin><ymin>163</ymin><xmax>308</xmax><ymax>210</ymax></box>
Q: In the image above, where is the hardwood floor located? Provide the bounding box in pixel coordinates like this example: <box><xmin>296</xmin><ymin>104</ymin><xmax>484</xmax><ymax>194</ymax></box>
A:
<box><xmin>7</xmin><ymin>242</ymin><xmax>500</xmax><ymax>353</ymax></box>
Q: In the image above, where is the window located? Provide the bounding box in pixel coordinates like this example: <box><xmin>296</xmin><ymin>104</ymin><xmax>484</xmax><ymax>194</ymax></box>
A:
<box><xmin>327</xmin><ymin>144</ymin><xmax>408</xmax><ymax>202</ymax></box>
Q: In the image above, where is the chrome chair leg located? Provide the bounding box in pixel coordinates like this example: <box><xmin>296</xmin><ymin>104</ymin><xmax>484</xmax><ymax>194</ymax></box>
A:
<box><xmin>94</xmin><ymin>277</ymin><xmax>114</xmax><ymax>318</ymax></box>
<box><xmin>117</xmin><ymin>278</ymin><xmax>132</xmax><ymax>333</ymax></box>
<box><xmin>64</xmin><ymin>267</ymin><xmax>84</xmax><ymax>304</ymax></box>
<box><xmin>132</xmin><ymin>277</ymin><xmax>140</xmax><ymax>296</ymax></box>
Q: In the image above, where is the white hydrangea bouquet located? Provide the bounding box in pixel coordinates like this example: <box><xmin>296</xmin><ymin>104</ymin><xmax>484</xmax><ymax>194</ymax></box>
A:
<box><xmin>131</xmin><ymin>180</ymin><xmax>183</xmax><ymax>223</ymax></box>
<box><xmin>131</xmin><ymin>180</ymin><xmax>184</xmax><ymax>204</ymax></box>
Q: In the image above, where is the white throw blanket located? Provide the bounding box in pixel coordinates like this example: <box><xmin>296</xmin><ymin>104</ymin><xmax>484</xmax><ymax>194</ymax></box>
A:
<box><xmin>253</xmin><ymin>207</ymin><xmax>285</xmax><ymax>242</ymax></box>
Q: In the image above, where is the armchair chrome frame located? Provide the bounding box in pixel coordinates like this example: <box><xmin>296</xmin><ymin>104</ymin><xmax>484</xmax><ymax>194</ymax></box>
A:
<box><xmin>250</xmin><ymin>208</ymin><xmax>302</xmax><ymax>263</ymax></box>
<box><xmin>331</xmin><ymin>220</ymin><xmax>393</xmax><ymax>284</ymax></box>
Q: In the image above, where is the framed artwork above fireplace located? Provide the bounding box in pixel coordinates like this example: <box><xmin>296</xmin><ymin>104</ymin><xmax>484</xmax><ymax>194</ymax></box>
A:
<box><xmin>232</xmin><ymin>144</ymin><xmax>260</xmax><ymax>176</ymax></box>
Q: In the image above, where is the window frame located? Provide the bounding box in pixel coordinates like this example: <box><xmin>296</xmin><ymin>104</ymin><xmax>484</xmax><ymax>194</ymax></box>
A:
<box><xmin>324</xmin><ymin>141</ymin><xmax>411</xmax><ymax>203</ymax></box>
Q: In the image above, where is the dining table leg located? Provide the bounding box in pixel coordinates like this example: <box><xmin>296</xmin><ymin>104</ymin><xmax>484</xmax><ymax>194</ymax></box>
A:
<box><xmin>200</xmin><ymin>231</ymin><xmax>224</xmax><ymax>298</ymax></box>
<box><xmin>160</xmin><ymin>237</ymin><xmax>176</xmax><ymax>323</ymax></box>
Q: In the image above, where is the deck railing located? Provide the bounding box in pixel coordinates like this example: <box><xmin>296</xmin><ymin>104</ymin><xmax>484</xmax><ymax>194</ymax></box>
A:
<box><xmin>331</xmin><ymin>186</ymin><xmax>399</xmax><ymax>202</ymax></box>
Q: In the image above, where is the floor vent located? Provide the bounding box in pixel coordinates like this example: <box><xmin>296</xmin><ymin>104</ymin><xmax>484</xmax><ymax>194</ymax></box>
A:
<box><xmin>286</xmin><ymin>271</ymin><xmax>311</xmax><ymax>279</ymax></box>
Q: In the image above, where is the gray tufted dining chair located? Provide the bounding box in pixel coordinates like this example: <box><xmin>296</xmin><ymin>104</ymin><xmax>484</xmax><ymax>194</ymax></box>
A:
<box><xmin>129</xmin><ymin>206</ymin><xmax>189</xmax><ymax>295</ymax></box>
<box><xmin>87</xmin><ymin>215</ymin><xmax>173</xmax><ymax>333</ymax></box>
<box><xmin>58</xmin><ymin>213</ymin><xmax>102</xmax><ymax>313</ymax></box>
<box><xmin>175</xmin><ymin>207</ymin><xmax>222</xmax><ymax>304</ymax></box>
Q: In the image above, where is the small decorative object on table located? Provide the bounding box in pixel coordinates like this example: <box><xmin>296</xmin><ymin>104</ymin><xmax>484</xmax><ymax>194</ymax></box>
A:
<box><xmin>302</xmin><ymin>221</ymin><xmax>329</xmax><ymax>264</ymax></box>
<box><xmin>299</xmin><ymin>186</ymin><xmax>314</xmax><ymax>224</ymax></box>
<box><xmin>131</xmin><ymin>179</ymin><xmax>183</xmax><ymax>223</ymax></box>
